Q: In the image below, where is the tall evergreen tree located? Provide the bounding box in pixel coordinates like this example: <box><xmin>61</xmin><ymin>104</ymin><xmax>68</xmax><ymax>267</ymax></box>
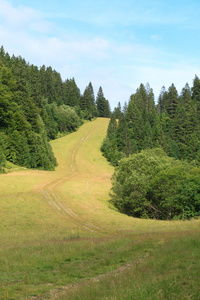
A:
<box><xmin>107</xmin><ymin>114</ymin><xmax>117</xmax><ymax>141</ymax></box>
<box><xmin>113</xmin><ymin>102</ymin><xmax>122</xmax><ymax>119</ymax></box>
<box><xmin>63</xmin><ymin>78</ymin><xmax>80</xmax><ymax>107</ymax></box>
<box><xmin>96</xmin><ymin>86</ymin><xmax>111</xmax><ymax>117</ymax></box>
<box><xmin>165</xmin><ymin>83</ymin><xmax>179</xmax><ymax>118</ymax></box>
<box><xmin>157</xmin><ymin>86</ymin><xmax>167</xmax><ymax>114</ymax></box>
<box><xmin>192</xmin><ymin>75</ymin><xmax>200</xmax><ymax>114</ymax></box>
<box><xmin>80</xmin><ymin>83</ymin><xmax>97</xmax><ymax>119</ymax></box>
<box><xmin>96</xmin><ymin>86</ymin><xmax>105</xmax><ymax>117</ymax></box>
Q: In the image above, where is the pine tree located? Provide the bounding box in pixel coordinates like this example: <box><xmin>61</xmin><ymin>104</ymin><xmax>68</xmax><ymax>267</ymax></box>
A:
<box><xmin>80</xmin><ymin>83</ymin><xmax>97</xmax><ymax>119</ymax></box>
<box><xmin>45</xmin><ymin>67</ymin><xmax>57</xmax><ymax>103</ymax></box>
<box><xmin>103</xmin><ymin>99</ymin><xmax>111</xmax><ymax>118</ymax></box>
<box><xmin>96</xmin><ymin>86</ymin><xmax>111</xmax><ymax>117</ymax></box>
<box><xmin>96</xmin><ymin>86</ymin><xmax>105</xmax><ymax>117</ymax></box>
<box><xmin>0</xmin><ymin>46</ymin><xmax>5</xmax><ymax>60</ymax></box>
<box><xmin>88</xmin><ymin>82</ymin><xmax>95</xmax><ymax>106</ymax></box>
<box><xmin>39</xmin><ymin>65</ymin><xmax>48</xmax><ymax>96</ymax></box>
<box><xmin>126</xmin><ymin>95</ymin><xmax>141</xmax><ymax>151</ymax></box>
<box><xmin>113</xmin><ymin>102</ymin><xmax>122</xmax><ymax>119</ymax></box>
<box><xmin>28</xmin><ymin>64</ymin><xmax>42</xmax><ymax>107</ymax></box>
<box><xmin>157</xmin><ymin>86</ymin><xmax>167</xmax><ymax>114</ymax></box>
<box><xmin>63</xmin><ymin>78</ymin><xmax>80</xmax><ymax>107</ymax></box>
<box><xmin>165</xmin><ymin>83</ymin><xmax>179</xmax><ymax>118</ymax></box>
<box><xmin>107</xmin><ymin>114</ymin><xmax>117</xmax><ymax>141</ymax></box>
<box><xmin>192</xmin><ymin>75</ymin><xmax>200</xmax><ymax>116</ymax></box>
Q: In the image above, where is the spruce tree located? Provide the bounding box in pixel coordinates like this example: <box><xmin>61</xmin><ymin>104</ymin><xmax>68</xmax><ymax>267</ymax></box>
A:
<box><xmin>165</xmin><ymin>83</ymin><xmax>179</xmax><ymax>118</ymax></box>
<box><xmin>96</xmin><ymin>86</ymin><xmax>111</xmax><ymax>117</ymax></box>
<box><xmin>157</xmin><ymin>86</ymin><xmax>167</xmax><ymax>114</ymax></box>
<box><xmin>107</xmin><ymin>114</ymin><xmax>117</xmax><ymax>141</ymax></box>
<box><xmin>96</xmin><ymin>86</ymin><xmax>105</xmax><ymax>117</ymax></box>
<box><xmin>63</xmin><ymin>78</ymin><xmax>81</xmax><ymax>107</ymax></box>
<box><xmin>80</xmin><ymin>83</ymin><xmax>97</xmax><ymax>119</ymax></box>
<box><xmin>113</xmin><ymin>102</ymin><xmax>122</xmax><ymax>119</ymax></box>
<box><xmin>192</xmin><ymin>75</ymin><xmax>200</xmax><ymax>116</ymax></box>
<box><xmin>28</xmin><ymin>65</ymin><xmax>42</xmax><ymax>107</ymax></box>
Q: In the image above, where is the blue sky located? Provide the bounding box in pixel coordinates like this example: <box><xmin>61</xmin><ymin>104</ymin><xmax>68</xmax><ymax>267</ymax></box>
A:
<box><xmin>0</xmin><ymin>0</ymin><xmax>200</xmax><ymax>109</ymax></box>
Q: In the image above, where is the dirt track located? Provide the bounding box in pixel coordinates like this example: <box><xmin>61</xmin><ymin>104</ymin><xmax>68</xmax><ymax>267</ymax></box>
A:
<box><xmin>40</xmin><ymin>119</ymin><xmax>112</xmax><ymax>234</ymax></box>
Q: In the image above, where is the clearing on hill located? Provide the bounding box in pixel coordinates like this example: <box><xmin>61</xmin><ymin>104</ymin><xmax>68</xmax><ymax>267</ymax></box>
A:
<box><xmin>0</xmin><ymin>118</ymin><xmax>199</xmax><ymax>299</ymax></box>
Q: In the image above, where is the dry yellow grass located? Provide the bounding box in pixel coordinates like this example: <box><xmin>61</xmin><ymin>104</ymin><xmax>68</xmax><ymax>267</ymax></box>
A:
<box><xmin>51</xmin><ymin>117</ymin><xmax>200</xmax><ymax>235</ymax></box>
<box><xmin>1</xmin><ymin>118</ymin><xmax>199</xmax><ymax>240</ymax></box>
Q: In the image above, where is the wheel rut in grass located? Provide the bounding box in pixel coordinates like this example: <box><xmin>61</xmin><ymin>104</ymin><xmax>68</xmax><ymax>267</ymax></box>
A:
<box><xmin>50</xmin><ymin>252</ymin><xmax>151</xmax><ymax>299</ymax></box>
<box><xmin>41</xmin><ymin>126</ymin><xmax>104</xmax><ymax>234</ymax></box>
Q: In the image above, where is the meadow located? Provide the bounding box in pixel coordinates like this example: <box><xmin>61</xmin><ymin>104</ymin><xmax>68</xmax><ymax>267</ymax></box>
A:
<box><xmin>0</xmin><ymin>118</ymin><xmax>200</xmax><ymax>299</ymax></box>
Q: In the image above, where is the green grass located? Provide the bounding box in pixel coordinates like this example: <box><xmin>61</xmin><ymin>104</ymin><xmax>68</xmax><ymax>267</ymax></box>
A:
<box><xmin>0</xmin><ymin>118</ymin><xmax>200</xmax><ymax>299</ymax></box>
<box><xmin>59</xmin><ymin>232</ymin><xmax>200</xmax><ymax>300</ymax></box>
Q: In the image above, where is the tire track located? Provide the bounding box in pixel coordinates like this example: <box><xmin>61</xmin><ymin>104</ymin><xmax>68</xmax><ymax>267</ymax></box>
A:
<box><xmin>41</xmin><ymin>130</ymin><xmax>103</xmax><ymax>234</ymax></box>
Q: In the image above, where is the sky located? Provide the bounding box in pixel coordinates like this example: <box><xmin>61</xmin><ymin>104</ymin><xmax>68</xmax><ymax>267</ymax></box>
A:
<box><xmin>0</xmin><ymin>0</ymin><xmax>200</xmax><ymax>109</ymax></box>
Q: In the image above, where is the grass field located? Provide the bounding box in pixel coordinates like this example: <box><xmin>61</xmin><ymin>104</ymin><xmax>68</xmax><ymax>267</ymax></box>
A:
<box><xmin>0</xmin><ymin>118</ymin><xmax>200</xmax><ymax>299</ymax></box>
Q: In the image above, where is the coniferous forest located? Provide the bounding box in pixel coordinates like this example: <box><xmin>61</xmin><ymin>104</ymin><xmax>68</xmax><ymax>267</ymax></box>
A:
<box><xmin>1</xmin><ymin>45</ymin><xmax>200</xmax><ymax>220</ymax></box>
<box><xmin>0</xmin><ymin>46</ymin><xmax>111</xmax><ymax>172</ymax></box>
<box><xmin>102</xmin><ymin>80</ymin><xmax>200</xmax><ymax>165</ymax></box>
<box><xmin>101</xmin><ymin>79</ymin><xmax>200</xmax><ymax>220</ymax></box>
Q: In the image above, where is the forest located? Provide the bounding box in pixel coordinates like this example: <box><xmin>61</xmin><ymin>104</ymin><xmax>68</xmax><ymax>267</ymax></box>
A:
<box><xmin>0</xmin><ymin>46</ymin><xmax>111</xmax><ymax>172</ymax></box>
<box><xmin>102</xmin><ymin>80</ymin><xmax>200</xmax><ymax>165</ymax></box>
<box><xmin>102</xmin><ymin>78</ymin><xmax>200</xmax><ymax>220</ymax></box>
<box><xmin>1</xmin><ymin>45</ymin><xmax>200</xmax><ymax>220</ymax></box>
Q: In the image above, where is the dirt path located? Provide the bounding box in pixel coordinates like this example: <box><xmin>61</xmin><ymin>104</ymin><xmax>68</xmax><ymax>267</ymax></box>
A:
<box><xmin>40</xmin><ymin>122</ymin><xmax>108</xmax><ymax>234</ymax></box>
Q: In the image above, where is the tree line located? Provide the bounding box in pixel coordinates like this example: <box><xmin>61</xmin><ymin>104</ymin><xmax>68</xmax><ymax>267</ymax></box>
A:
<box><xmin>0</xmin><ymin>46</ymin><xmax>111</xmax><ymax>172</ymax></box>
<box><xmin>102</xmin><ymin>78</ymin><xmax>200</xmax><ymax>220</ymax></box>
<box><xmin>102</xmin><ymin>79</ymin><xmax>200</xmax><ymax>165</ymax></box>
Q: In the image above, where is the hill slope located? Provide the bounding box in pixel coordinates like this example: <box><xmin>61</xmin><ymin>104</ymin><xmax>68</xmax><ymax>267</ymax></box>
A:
<box><xmin>0</xmin><ymin>118</ymin><xmax>200</xmax><ymax>299</ymax></box>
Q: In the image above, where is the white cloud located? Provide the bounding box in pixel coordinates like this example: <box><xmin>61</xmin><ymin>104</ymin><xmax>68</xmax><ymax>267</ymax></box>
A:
<box><xmin>0</xmin><ymin>0</ymin><xmax>51</xmax><ymax>33</ymax></box>
<box><xmin>0</xmin><ymin>0</ymin><xmax>200</xmax><ymax>111</ymax></box>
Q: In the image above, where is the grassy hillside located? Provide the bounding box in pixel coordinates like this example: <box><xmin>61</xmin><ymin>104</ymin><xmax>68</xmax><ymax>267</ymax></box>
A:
<box><xmin>0</xmin><ymin>118</ymin><xmax>200</xmax><ymax>299</ymax></box>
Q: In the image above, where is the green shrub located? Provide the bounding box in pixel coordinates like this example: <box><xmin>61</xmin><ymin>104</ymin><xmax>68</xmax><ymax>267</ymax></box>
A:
<box><xmin>110</xmin><ymin>148</ymin><xmax>200</xmax><ymax>220</ymax></box>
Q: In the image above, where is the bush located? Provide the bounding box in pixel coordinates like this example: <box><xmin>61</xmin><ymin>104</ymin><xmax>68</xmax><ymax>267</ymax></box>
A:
<box><xmin>57</xmin><ymin>105</ymin><xmax>82</xmax><ymax>133</ymax></box>
<box><xmin>101</xmin><ymin>138</ymin><xmax>125</xmax><ymax>166</ymax></box>
<box><xmin>110</xmin><ymin>148</ymin><xmax>200</xmax><ymax>220</ymax></box>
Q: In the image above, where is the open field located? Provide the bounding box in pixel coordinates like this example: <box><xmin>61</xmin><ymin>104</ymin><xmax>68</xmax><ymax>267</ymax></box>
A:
<box><xmin>0</xmin><ymin>118</ymin><xmax>200</xmax><ymax>299</ymax></box>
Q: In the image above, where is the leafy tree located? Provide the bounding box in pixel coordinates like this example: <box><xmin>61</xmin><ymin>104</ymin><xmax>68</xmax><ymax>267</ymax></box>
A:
<box><xmin>149</xmin><ymin>165</ymin><xmax>200</xmax><ymax>219</ymax></box>
<box><xmin>41</xmin><ymin>100</ymin><xmax>59</xmax><ymax>139</ymax></box>
<box><xmin>110</xmin><ymin>148</ymin><xmax>200</xmax><ymax>220</ymax></box>
<box><xmin>57</xmin><ymin>105</ymin><xmax>82</xmax><ymax>133</ymax></box>
<box><xmin>110</xmin><ymin>148</ymin><xmax>172</xmax><ymax>218</ymax></box>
